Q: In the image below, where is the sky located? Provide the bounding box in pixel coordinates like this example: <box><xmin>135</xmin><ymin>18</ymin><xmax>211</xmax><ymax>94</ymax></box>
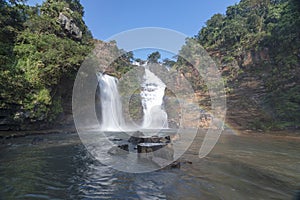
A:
<box><xmin>27</xmin><ymin>0</ymin><xmax>240</xmax><ymax>60</ymax></box>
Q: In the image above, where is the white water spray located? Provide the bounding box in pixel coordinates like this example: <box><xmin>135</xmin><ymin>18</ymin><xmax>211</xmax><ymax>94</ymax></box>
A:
<box><xmin>97</xmin><ymin>64</ymin><xmax>168</xmax><ymax>131</ymax></box>
<box><xmin>140</xmin><ymin>66</ymin><xmax>168</xmax><ymax>129</ymax></box>
<box><xmin>97</xmin><ymin>73</ymin><xmax>125</xmax><ymax>131</ymax></box>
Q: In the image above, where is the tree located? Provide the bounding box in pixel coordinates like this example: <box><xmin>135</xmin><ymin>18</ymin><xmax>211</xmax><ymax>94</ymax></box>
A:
<box><xmin>10</xmin><ymin>0</ymin><xmax>93</xmax><ymax>121</ymax></box>
<box><xmin>147</xmin><ymin>51</ymin><xmax>161</xmax><ymax>63</ymax></box>
<box><xmin>0</xmin><ymin>0</ymin><xmax>30</xmax><ymax>109</ymax></box>
<box><xmin>162</xmin><ymin>58</ymin><xmax>175</xmax><ymax>68</ymax></box>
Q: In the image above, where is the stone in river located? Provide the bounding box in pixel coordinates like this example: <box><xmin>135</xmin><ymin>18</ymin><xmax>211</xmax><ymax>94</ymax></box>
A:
<box><xmin>128</xmin><ymin>131</ymin><xmax>144</xmax><ymax>144</ymax></box>
<box><xmin>141</xmin><ymin>135</ymin><xmax>171</xmax><ymax>144</ymax></box>
<box><xmin>108</xmin><ymin>137</ymin><xmax>123</xmax><ymax>142</ymax></box>
<box><xmin>137</xmin><ymin>143</ymin><xmax>174</xmax><ymax>160</ymax></box>
<box><xmin>108</xmin><ymin>144</ymin><xmax>129</xmax><ymax>155</ymax></box>
<box><xmin>128</xmin><ymin>133</ymin><xmax>171</xmax><ymax>145</ymax></box>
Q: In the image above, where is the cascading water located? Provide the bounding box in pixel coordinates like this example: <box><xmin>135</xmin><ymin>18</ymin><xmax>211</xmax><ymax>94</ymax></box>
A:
<box><xmin>96</xmin><ymin>64</ymin><xmax>168</xmax><ymax>131</ymax></box>
<box><xmin>96</xmin><ymin>73</ymin><xmax>125</xmax><ymax>131</ymax></box>
<box><xmin>140</xmin><ymin>66</ymin><xmax>168</xmax><ymax>129</ymax></box>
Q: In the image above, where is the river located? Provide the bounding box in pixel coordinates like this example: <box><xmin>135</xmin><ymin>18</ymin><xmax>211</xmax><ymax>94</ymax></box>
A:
<box><xmin>0</xmin><ymin>130</ymin><xmax>299</xmax><ymax>199</ymax></box>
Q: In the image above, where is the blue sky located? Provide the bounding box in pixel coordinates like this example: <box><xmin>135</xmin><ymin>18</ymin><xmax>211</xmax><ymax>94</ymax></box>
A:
<box><xmin>27</xmin><ymin>0</ymin><xmax>240</xmax><ymax>60</ymax></box>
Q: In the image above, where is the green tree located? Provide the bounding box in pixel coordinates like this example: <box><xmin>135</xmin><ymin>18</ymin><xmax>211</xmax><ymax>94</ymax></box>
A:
<box><xmin>183</xmin><ymin>0</ymin><xmax>300</xmax><ymax>129</ymax></box>
<box><xmin>11</xmin><ymin>0</ymin><xmax>93</xmax><ymax>122</ymax></box>
<box><xmin>0</xmin><ymin>0</ymin><xmax>30</xmax><ymax>109</ymax></box>
<box><xmin>147</xmin><ymin>51</ymin><xmax>161</xmax><ymax>63</ymax></box>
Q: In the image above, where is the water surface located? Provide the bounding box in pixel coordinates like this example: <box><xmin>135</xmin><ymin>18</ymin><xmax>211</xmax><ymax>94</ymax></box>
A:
<box><xmin>0</xmin><ymin>131</ymin><xmax>299</xmax><ymax>199</ymax></box>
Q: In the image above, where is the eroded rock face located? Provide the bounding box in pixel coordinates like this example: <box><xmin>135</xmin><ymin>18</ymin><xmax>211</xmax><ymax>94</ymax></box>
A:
<box><xmin>58</xmin><ymin>13</ymin><xmax>82</xmax><ymax>40</ymax></box>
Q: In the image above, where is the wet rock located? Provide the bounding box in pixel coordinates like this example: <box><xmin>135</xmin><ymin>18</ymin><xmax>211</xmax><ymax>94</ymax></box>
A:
<box><xmin>108</xmin><ymin>137</ymin><xmax>123</xmax><ymax>142</ymax></box>
<box><xmin>128</xmin><ymin>132</ymin><xmax>171</xmax><ymax>145</ymax></box>
<box><xmin>169</xmin><ymin>161</ymin><xmax>181</xmax><ymax>169</ymax></box>
<box><xmin>118</xmin><ymin>144</ymin><xmax>129</xmax><ymax>151</ymax></box>
<box><xmin>128</xmin><ymin>131</ymin><xmax>144</xmax><ymax>144</ymax></box>
<box><xmin>141</xmin><ymin>135</ymin><xmax>171</xmax><ymax>144</ymax></box>
<box><xmin>108</xmin><ymin>144</ymin><xmax>129</xmax><ymax>155</ymax></box>
<box><xmin>137</xmin><ymin>143</ymin><xmax>166</xmax><ymax>153</ymax></box>
<box><xmin>137</xmin><ymin>143</ymin><xmax>174</xmax><ymax>160</ymax></box>
<box><xmin>160</xmin><ymin>136</ymin><xmax>171</xmax><ymax>143</ymax></box>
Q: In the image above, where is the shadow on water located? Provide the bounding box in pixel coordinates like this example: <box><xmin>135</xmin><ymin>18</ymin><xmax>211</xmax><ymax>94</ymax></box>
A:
<box><xmin>0</xmin><ymin>131</ymin><xmax>299</xmax><ymax>199</ymax></box>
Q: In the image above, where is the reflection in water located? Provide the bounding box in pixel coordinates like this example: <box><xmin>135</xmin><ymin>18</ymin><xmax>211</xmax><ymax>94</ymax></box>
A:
<box><xmin>0</xmin><ymin>131</ymin><xmax>299</xmax><ymax>199</ymax></box>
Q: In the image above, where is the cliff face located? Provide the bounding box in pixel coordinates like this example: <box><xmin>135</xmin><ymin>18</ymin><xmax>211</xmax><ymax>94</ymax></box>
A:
<box><xmin>177</xmin><ymin>0</ymin><xmax>300</xmax><ymax>131</ymax></box>
<box><xmin>220</xmin><ymin>49</ymin><xmax>273</xmax><ymax>130</ymax></box>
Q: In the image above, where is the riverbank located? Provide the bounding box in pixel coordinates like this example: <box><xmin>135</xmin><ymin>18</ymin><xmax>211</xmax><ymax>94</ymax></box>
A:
<box><xmin>0</xmin><ymin>127</ymin><xmax>76</xmax><ymax>140</ymax></box>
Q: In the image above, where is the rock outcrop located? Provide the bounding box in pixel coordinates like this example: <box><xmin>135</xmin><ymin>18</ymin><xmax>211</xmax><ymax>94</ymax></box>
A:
<box><xmin>58</xmin><ymin>13</ymin><xmax>82</xmax><ymax>40</ymax></box>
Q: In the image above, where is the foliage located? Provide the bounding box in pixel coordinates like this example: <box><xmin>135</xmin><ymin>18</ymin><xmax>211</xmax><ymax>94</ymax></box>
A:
<box><xmin>176</xmin><ymin>0</ymin><xmax>300</xmax><ymax>129</ymax></box>
<box><xmin>0</xmin><ymin>0</ymin><xmax>93</xmax><ymax>124</ymax></box>
<box><xmin>147</xmin><ymin>51</ymin><xmax>161</xmax><ymax>63</ymax></box>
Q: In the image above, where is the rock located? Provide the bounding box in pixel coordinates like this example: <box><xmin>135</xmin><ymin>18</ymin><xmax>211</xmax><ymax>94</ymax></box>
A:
<box><xmin>137</xmin><ymin>143</ymin><xmax>166</xmax><ymax>153</ymax></box>
<box><xmin>118</xmin><ymin>143</ymin><xmax>129</xmax><ymax>151</ymax></box>
<box><xmin>128</xmin><ymin>131</ymin><xmax>144</xmax><ymax>144</ymax></box>
<box><xmin>108</xmin><ymin>144</ymin><xmax>129</xmax><ymax>155</ymax></box>
<box><xmin>141</xmin><ymin>135</ymin><xmax>171</xmax><ymax>144</ymax></box>
<box><xmin>170</xmin><ymin>161</ymin><xmax>181</xmax><ymax>169</ymax></box>
<box><xmin>58</xmin><ymin>12</ymin><xmax>82</xmax><ymax>40</ymax></box>
<box><xmin>137</xmin><ymin>143</ymin><xmax>174</xmax><ymax>160</ymax></box>
<box><xmin>128</xmin><ymin>132</ymin><xmax>171</xmax><ymax>145</ymax></box>
<box><xmin>160</xmin><ymin>136</ymin><xmax>171</xmax><ymax>143</ymax></box>
<box><xmin>108</xmin><ymin>137</ymin><xmax>123</xmax><ymax>142</ymax></box>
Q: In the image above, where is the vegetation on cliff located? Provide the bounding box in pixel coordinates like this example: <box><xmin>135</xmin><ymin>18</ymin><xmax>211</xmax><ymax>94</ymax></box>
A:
<box><xmin>0</xmin><ymin>0</ymin><xmax>93</xmax><ymax>129</ymax></box>
<box><xmin>175</xmin><ymin>0</ymin><xmax>300</xmax><ymax>130</ymax></box>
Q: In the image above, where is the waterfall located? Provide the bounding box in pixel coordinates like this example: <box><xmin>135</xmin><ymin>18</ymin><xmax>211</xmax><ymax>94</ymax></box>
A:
<box><xmin>96</xmin><ymin>65</ymin><xmax>168</xmax><ymax>131</ymax></box>
<box><xmin>96</xmin><ymin>73</ymin><xmax>125</xmax><ymax>131</ymax></box>
<box><xmin>140</xmin><ymin>67</ymin><xmax>168</xmax><ymax>129</ymax></box>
